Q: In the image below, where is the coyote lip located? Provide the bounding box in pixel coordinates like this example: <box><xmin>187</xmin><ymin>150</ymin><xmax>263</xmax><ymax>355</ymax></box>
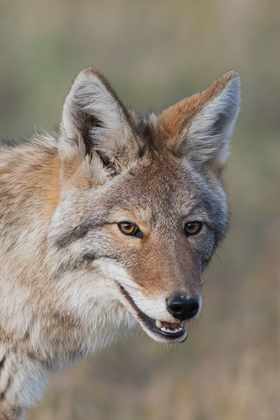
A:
<box><xmin>119</xmin><ymin>285</ymin><xmax>186</xmax><ymax>340</ymax></box>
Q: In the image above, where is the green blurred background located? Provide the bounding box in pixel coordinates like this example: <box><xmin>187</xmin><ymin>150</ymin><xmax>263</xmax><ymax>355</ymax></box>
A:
<box><xmin>1</xmin><ymin>1</ymin><xmax>279</xmax><ymax>419</ymax></box>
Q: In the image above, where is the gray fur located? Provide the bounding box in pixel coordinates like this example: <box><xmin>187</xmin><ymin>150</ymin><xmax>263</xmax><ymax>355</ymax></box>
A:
<box><xmin>0</xmin><ymin>68</ymin><xmax>240</xmax><ymax>419</ymax></box>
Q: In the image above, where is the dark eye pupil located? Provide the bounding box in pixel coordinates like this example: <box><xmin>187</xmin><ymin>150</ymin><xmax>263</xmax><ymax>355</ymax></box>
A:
<box><xmin>188</xmin><ymin>222</ymin><xmax>197</xmax><ymax>231</ymax></box>
<box><xmin>123</xmin><ymin>223</ymin><xmax>133</xmax><ymax>231</ymax></box>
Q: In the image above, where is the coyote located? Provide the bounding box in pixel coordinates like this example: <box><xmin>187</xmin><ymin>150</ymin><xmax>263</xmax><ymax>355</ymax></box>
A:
<box><xmin>0</xmin><ymin>68</ymin><xmax>240</xmax><ymax>419</ymax></box>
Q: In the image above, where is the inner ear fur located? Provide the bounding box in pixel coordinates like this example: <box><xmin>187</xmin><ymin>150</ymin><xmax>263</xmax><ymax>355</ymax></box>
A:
<box><xmin>60</xmin><ymin>67</ymin><xmax>141</xmax><ymax>169</ymax></box>
<box><xmin>159</xmin><ymin>71</ymin><xmax>240</xmax><ymax>172</ymax></box>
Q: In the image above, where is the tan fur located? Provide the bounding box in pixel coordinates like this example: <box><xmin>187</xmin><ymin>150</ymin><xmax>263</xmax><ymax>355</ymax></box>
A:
<box><xmin>0</xmin><ymin>68</ymin><xmax>240</xmax><ymax>419</ymax></box>
<box><xmin>159</xmin><ymin>71</ymin><xmax>238</xmax><ymax>145</ymax></box>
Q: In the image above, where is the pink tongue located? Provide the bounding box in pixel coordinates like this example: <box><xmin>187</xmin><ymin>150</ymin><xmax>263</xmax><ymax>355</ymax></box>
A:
<box><xmin>161</xmin><ymin>321</ymin><xmax>181</xmax><ymax>329</ymax></box>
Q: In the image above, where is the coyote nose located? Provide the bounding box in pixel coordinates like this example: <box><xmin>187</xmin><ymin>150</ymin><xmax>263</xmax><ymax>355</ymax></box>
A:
<box><xmin>167</xmin><ymin>295</ymin><xmax>200</xmax><ymax>321</ymax></box>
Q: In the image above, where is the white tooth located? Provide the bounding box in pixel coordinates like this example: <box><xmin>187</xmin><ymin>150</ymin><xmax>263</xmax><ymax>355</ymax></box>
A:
<box><xmin>161</xmin><ymin>327</ymin><xmax>167</xmax><ymax>332</ymax></box>
<box><xmin>179</xmin><ymin>327</ymin><xmax>183</xmax><ymax>331</ymax></box>
<box><xmin>156</xmin><ymin>320</ymin><xmax>162</xmax><ymax>328</ymax></box>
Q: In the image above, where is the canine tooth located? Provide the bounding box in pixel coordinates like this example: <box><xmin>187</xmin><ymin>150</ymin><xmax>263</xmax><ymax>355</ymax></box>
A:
<box><xmin>156</xmin><ymin>320</ymin><xmax>162</xmax><ymax>328</ymax></box>
<box><xmin>161</xmin><ymin>327</ymin><xmax>167</xmax><ymax>332</ymax></box>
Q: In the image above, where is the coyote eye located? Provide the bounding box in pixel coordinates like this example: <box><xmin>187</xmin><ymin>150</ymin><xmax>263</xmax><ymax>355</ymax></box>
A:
<box><xmin>118</xmin><ymin>222</ymin><xmax>143</xmax><ymax>238</ymax></box>
<box><xmin>184</xmin><ymin>221</ymin><xmax>202</xmax><ymax>236</ymax></box>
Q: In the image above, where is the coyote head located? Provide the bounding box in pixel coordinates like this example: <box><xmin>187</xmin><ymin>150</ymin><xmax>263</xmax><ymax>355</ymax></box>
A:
<box><xmin>51</xmin><ymin>68</ymin><xmax>240</xmax><ymax>344</ymax></box>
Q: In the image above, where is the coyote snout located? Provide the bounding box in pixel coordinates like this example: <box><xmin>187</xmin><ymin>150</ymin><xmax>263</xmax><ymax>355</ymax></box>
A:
<box><xmin>0</xmin><ymin>67</ymin><xmax>240</xmax><ymax>419</ymax></box>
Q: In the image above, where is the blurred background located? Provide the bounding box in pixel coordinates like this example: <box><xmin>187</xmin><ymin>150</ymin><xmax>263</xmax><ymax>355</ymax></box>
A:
<box><xmin>1</xmin><ymin>0</ymin><xmax>279</xmax><ymax>419</ymax></box>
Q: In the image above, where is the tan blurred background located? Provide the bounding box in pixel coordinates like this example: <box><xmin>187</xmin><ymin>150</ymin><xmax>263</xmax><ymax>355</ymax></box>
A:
<box><xmin>1</xmin><ymin>1</ymin><xmax>279</xmax><ymax>419</ymax></box>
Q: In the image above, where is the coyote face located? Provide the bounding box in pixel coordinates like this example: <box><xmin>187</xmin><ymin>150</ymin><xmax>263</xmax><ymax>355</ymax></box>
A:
<box><xmin>0</xmin><ymin>67</ymin><xmax>240</xmax><ymax>418</ymax></box>
<box><xmin>52</xmin><ymin>68</ymin><xmax>239</xmax><ymax>344</ymax></box>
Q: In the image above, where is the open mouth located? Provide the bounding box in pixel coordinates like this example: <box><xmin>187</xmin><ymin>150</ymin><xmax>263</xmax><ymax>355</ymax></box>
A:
<box><xmin>119</xmin><ymin>285</ymin><xmax>186</xmax><ymax>340</ymax></box>
<box><xmin>144</xmin><ymin>316</ymin><xmax>185</xmax><ymax>339</ymax></box>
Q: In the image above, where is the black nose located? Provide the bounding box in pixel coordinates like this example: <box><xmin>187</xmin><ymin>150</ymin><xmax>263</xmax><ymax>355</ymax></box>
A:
<box><xmin>167</xmin><ymin>295</ymin><xmax>200</xmax><ymax>321</ymax></box>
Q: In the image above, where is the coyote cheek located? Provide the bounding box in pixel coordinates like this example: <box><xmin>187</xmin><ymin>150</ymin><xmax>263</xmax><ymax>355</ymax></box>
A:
<box><xmin>0</xmin><ymin>67</ymin><xmax>239</xmax><ymax>418</ymax></box>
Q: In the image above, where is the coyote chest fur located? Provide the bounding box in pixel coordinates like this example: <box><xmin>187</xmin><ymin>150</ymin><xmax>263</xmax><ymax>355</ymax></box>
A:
<box><xmin>0</xmin><ymin>68</ymin><xmax>240</xmax><ymax>419</ymax></box>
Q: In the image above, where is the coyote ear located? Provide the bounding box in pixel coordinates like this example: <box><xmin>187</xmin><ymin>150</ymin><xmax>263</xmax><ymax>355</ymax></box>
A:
<box><xmin>160</xmin><ymin>71</ymin><xmax>240</xmax><ymax>174</ymax></box>
<box><xmin>60</xmin><ymin>67</ymin><xmax>139</xmax><ymax>167</ymax></box>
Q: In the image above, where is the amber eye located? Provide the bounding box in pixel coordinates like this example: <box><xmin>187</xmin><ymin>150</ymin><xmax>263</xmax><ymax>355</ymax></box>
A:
<box><xmin>118</xmin><ymin>222</ymin><xmax>143</xmax><ymax>238</ymax></box>
<box><xmin>184</xmin><ymin>221</ymin><xmax>202</xmax><ymax>236</ymax></box>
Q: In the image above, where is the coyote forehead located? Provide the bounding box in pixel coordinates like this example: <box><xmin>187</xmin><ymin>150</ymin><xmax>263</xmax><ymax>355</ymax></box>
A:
<box><xmin>0</xmin><ymin>68</ymin><xmax>240</xmax><ymax>419</ymax></box>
